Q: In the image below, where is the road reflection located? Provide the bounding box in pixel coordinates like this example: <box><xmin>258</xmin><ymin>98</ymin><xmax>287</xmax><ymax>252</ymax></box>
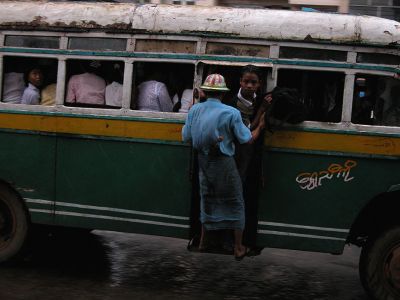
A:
<box><xmin>0</xmin><ymin>228</ymin><xmax>368</xmax><ymax>300</ymax></box>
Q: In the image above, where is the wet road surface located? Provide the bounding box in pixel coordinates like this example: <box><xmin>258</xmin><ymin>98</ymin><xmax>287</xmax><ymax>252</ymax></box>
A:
<box><xmin>0</xmin><ymin>229</ymin><xmax>368</xmax><ymax>300</ymax></box>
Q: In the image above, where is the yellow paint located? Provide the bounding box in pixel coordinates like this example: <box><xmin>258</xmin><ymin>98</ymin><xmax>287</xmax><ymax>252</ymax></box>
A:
<box><xmin>265</xmin><ymin>131</ymin><xmax>400</xmax><ymax>156</ymax></box>
<box><xmin>0</xmin><ymin>113</ymin><xmax>182</xmax><ymax>141</ymax></box>
<box><xmin>1</xmin><ymin>112</ymin><xmax>400</xmax><ymax>156</ymax></box>
<box><xmin>295</xmin><ymin>160</ymin><xmax>357</xmax><ymax>190</ymax></box>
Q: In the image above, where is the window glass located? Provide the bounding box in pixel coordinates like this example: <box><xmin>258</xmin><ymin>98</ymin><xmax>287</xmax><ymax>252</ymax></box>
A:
<box><xmin>2</xmin><ymin>56</ymin><xmax>58</xmax><ymax>106</ymax></box>
<box><xmin>5</xmin><ymin>35</ymin><xmax>60</xmax><ymax>49</ymax></box>
<box><xmin>201</xmin><ymin>64</ymin><xmax>270</xmax><ymax>107</ymax></box>
<box><xmin>352</xmin><ymin>74</ymin><xmax>400</xmax><ymax>126</ymax></box>
<box><xmin>68</xmin><ymin>38</ymin><xmax>126</xmax><ymax>51</ymax></box>
<box><xmin>357</xmin><ymin>53</ymin><xmax>399</xmax><ymax>65</ymax></box>
<box><xmin>277</xmin><ymin>69</ymin><xmax>345</xmax><ymax>122</ymax></box>
<box><xmin>206</xmin><ymin>42</ymin><xmax>269</xmax><ymax>57</ymax></box>
<box><xmin>132</xmin><ymin>62</ymin><xmax>194</xmax><ymax>113</ymax></box>
<box><xmin>135</xmin><ymin>40</ymin><xmax>196</xmax><ymax>54</ymax></box>
<box><xmin>279</xmin><ymin>47</ymin><xmax>347</xmax><ymax>62</ymax></box>
<box><xmin>65</xmin><ymin>59</ymin><xmax>125</xmax><ymax>108</ymax></box>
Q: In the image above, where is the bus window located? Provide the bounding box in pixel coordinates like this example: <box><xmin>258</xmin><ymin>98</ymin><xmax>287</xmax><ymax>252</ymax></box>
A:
<box><xmin>277</xmin><ymin>69</ymin><xmax>344</xmax><ymax>122</ymax></box>
<box><xmin>135</xmin><ymin>39</ymin><xmax>196</xmax><ymax>54</ymax></box>
<box><xmin>357</xmin><ymin>52</ymin><xmax>399</xmax><ymax>66</ymax></box>
<box><xmin>279</xmin><ymin>47</ymin><xmax>347</xmax><ymax>62</ymax></box>
<box><xmin>5</xmin><ymin>35</ymin><xmax>60</xmax><ymax>49</ymax></box>
<box><xmin>2</xmin><ymin>56</ymin><xmax>58</xmax><ymax>105</ymax></box>
<box><xmin>201</xmin><ymin>64</ymin><xmax>270</xmax><ymax>106</ymax></box>
<box><xmin>68</xmin><ymin>37</ymin><xmax>126</xmax><ymax>51</ymax></box>
<box><xmin>132</xmin><ymin>62</ymin><xmax>194</xmax><ymax>113</ymax></box>
<box><xmin>352</xmin><ymin>74</ymin><xmax>400</xmax><ymax>126</ymax></box>
<box><xmin>206</xmin><ymin>42</ymin><xmax>269</xmax><ymax>57</ymax></box>
<box><xmin>65</xmin><ymin>59</ymin><xmax>124</xmax><ymax>108</ymax></box>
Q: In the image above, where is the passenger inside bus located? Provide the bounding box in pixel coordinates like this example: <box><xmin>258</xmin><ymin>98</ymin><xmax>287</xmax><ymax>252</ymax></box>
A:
<box><xmin>105</xmin><ymin>62</ymin><xmax>124</xmax><ymax>108</ymax></box>
<box><xmin>170</xmin><ymin>73</ymin><xmax>193</xmax><ymax>113</ymax></box>
<box><xmin>133</xmin><ymin>62</ymin><xmax>194</xmax><ymax>112</ymax></box>
<box><xmin>351</xmin><ymin>75</ymin><xmax>397</xmax><ymax>126</ymax></box>
<box><xmin>41</xmin><ymin>83</ymin><xmax>56</xmax><ymax>106</ymax></box>
<box><xmin>2</xmin><ymin>57</ymin><xmax>57</xmax><ymax>105</ymax></box>
<box><xmin>382</xmin><ymin>85</ymin><xmax>400</xmax><ymax>126</ymax></box>
<box><xmin>66</xmin><ymin>60</ymin><xmax>106</xmax><ymax>106</ymax></box>
<box><xmin>231</xmin><ymin>65</ymin><xmax>271</xmax><ymax>253</ymax></box>
<box><xmin>136</xmin><ymin>67</ymin><xmax>173</xmax><ymax>112</ymax></box>
<box><xmin>21</xmin><ymin>66</ymin><xmax>43</xmax><ymax>105</ymax></box>
<box><xmin>2</xmin><ymin>72</ymin><xmax>24</xmax><ymax>104</ymax></box>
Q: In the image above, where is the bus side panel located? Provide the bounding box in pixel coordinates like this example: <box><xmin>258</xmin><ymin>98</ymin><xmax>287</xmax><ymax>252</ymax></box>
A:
<box><xmin>0</xmin><ymin>130</ymin><xmax>56</xmax><ymax>224</ymax></box>
<box><xmin>257</xmin><ymin>149</ymin><xmax>400</xmax><ymax>254</ymax></box>
<box><xmin>55</xmin><ymin>135</ymin><xmax>191</xmax><ymax>239</ymax></box>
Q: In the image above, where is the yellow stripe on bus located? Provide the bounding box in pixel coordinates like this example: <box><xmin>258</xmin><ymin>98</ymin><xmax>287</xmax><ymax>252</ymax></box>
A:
<box><xmin>1</xmin><ymin>113</ymin><xmax>400</xmax><ymax>156</ymax></box>
<box><xmin>265</xmin><ymin>131</ymin><xmax>400</xmax><ymax>156</ymax></box>
<box><xmin>0</xmin><ymin>113</ymin><xmax>182</xmax><ymax>141</ymax></box>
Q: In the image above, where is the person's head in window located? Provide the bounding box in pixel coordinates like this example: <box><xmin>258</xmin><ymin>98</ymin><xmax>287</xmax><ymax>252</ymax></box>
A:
<box><xmin>21</xmin><ymin>66</ymin><xmax>44</xmax><ymax>105</ymax></box>
<box><xmin>80</xmin><ymin>60</ymin><xmax>102</xmax><ymax>77</ymax></box>
<box><xmin>106</xmin><ymin>63</ymin><xmax>123</xmax><ymax>85</ymax></box>
<box><xmin>24</xmin><ymin>66</ymin><xmax>43</xmax><ymax>88</ymax></box>
<box><xmin>239</xmin><ymin>65</ymin><xmax>261</xmax><ymax>101</ymax></box>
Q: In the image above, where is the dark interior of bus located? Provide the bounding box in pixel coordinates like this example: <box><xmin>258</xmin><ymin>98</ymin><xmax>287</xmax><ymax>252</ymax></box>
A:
<box><xmin>352</xmin><ymin>74</ymin><xmax>400</xmax><ymax>126</ymax></box>
<box><xmin>277</xmin><ymin>69</ymin><xmax>345</xmax><ymax>123</ymax></box>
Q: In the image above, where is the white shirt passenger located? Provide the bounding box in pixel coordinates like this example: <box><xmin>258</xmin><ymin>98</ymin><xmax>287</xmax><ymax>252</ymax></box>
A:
<box><xmin>2</xmin><ymin>72</ymin><xmax>25</xmax><ymax>104</ymax></box>
<box><xmin>21</xmin><ymin>83</ymin><xmax>40</xmax><ymax>105</ymax></box>
<box><xmin>136</xmin><ymin>80</ymin><xmax>173</xmax><ymax>112</ymax></box>
<box><xmin>172</xmin><ymin>89</ymin><xmax>193</xmax><ymax>113</ymax></box>
<box><xmin>105</xmin><ymin>81</ymin><xmax>123</xmax><ymax>107</ymax></box>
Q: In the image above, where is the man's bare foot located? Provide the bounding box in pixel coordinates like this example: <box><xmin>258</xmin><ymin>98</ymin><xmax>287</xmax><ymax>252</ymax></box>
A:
<box><xmin>234</xmin><ymin>245</ymin><xmax>248</xmax><ymax>261</ymax></box>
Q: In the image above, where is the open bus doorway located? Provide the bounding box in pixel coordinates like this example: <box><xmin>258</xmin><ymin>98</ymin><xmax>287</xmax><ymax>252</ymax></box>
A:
<box><xmin>188</xmin><ymin>63</ymin><xmax>272</xmax><ymax>257</ymax></box>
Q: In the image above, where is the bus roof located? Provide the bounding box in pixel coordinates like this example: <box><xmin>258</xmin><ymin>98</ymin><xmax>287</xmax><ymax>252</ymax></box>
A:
<box><xmin>0</xmin><ymin>1</ymin><xmax>399</xmax><ymax>48</ymax></box>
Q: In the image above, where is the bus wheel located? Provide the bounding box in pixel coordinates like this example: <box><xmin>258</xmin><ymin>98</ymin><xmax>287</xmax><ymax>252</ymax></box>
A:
<box><xmin>0</xmin><ymin>185</ymin><xmax>28</xmax><ymax>263</ymax></box>
<box><xmin>359</xmin><ymin>226</ymin><xmax>400</xmax><ymax>300</ymax></box>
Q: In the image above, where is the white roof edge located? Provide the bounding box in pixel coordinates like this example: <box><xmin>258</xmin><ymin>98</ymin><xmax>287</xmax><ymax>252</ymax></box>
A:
<box><xmin>0</xmin><ymin>1</ymin><xmax>398</xmax><ymax>48</ymax></box>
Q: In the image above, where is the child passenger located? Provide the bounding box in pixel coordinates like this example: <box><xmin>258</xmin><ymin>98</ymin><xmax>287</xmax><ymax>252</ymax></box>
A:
<box><xmin>229</xmin><ymin>65</ymin><xmax>271</xmax><ymax>253</ymax></box>
<box><xmin>21</xmin><ymin>66</ymin><xmax>43</xmax><ymax>105</ymax></box>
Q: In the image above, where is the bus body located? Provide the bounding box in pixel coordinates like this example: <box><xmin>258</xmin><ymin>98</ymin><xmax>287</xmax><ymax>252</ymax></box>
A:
<box><xmin>0</xmin><ymin>2</ymin><xmax>399</xmax><ymax>299</ymax></box>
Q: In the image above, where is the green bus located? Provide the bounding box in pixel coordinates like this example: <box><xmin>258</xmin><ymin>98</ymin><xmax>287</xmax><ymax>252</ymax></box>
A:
<box><xmin>0</xmin><ymin>2</ymin><xmax>399</xmax><ymax>299</ymax></box>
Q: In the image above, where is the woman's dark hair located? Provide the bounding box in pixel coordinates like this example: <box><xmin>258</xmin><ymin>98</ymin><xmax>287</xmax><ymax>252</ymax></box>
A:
<box><xmin>270</xmin><ymin>87</ymin><xmax>307</xmax><ymax>124</ymax></box>
<box><xmin>241</xmin><ymin>65</ymin><xmax>261</xmax><ymax>80</ymax></box>
<box><xmin>23</xmin><ymin>65</ymin><xmax>42</xmax><ymax>86</ymax></box>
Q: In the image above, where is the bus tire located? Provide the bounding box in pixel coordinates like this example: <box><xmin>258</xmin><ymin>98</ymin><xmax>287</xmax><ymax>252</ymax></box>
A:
<box><xmin>359</xmin><ymin>226</ymin><xmax>400</xmax><ymax>300</ymax></box>
<box><xmin>0</xmin><ymin>184</ymin><xmax>29</xmax><ymax>263</ymax></box>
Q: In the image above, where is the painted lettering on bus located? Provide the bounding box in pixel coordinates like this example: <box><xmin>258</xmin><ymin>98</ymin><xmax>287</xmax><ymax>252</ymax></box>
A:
<box><xmin>295</xmin><ymin>160</ymin><xmax>357</xmax><ymax>191</ymax></box>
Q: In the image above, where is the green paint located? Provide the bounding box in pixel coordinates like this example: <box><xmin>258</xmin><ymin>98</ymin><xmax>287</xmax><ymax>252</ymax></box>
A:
<box><xmin>259</xmin><ymin>151</ymin><xmax>400</xmax><ymax>253</ymax></box>
<box><xmin>55</xmin><ymin>136</ymin><xmax>192</xmax><ymax>236</ymax></box>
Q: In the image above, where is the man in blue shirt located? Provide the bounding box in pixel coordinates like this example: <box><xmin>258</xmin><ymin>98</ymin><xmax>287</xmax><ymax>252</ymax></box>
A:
<box><xmin>182</xmin><ymin>74</ymin><xmax>265</xmax><ymax>260</ymax></box>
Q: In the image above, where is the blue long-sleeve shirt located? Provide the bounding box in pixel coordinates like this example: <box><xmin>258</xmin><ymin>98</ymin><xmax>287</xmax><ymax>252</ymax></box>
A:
<box><xmin>182</xmin><ymin>98</ymin><xmax>251</xmax><ymax>156</ymax></box>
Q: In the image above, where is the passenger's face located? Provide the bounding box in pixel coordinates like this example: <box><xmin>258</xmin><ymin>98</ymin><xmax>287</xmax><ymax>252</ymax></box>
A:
<box><xmin>240</xmin><ymin>72</ymin><xmax>260</xmax><ymax>99</ymax></box>
<box><xmin>28</xmin><ymin>69</ymin><xmax>43</xmax><ymax>87</ymax></box>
